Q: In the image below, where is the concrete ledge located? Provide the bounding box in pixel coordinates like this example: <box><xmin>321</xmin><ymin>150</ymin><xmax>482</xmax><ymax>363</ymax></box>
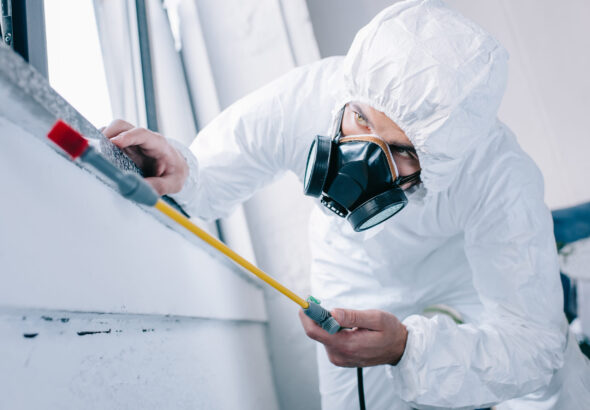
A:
<box><xmin>0</xmin><ymin>46</ymin><xmax>267</xmax><ymax>322</ymax></box>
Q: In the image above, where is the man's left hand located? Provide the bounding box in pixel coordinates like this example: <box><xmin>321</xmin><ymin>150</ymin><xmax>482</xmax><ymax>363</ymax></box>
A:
<box><xmin>298</xmin><ymin>308</ymin><xmax>408</xmax><ymax>367</ymax></box>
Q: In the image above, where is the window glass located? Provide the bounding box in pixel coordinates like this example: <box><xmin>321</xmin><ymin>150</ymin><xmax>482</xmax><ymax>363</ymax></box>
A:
<box><xmin>44</xmin><ymin>0</ymin><xmax>112</xmax><ymax>127</ymax></box>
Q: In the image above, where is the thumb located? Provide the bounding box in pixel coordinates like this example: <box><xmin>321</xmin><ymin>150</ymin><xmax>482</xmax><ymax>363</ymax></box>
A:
<box><xmin>331</xmin><ymin>308</ymin><xmax>383</xmax><ymax>330</ymax></box>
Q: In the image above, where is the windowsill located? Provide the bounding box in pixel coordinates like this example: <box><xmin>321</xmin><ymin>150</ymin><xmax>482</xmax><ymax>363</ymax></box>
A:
<box><xmin>0</xmin><ymin>45</ymin><xmax>266</xmax><ymax>322</ymax></box>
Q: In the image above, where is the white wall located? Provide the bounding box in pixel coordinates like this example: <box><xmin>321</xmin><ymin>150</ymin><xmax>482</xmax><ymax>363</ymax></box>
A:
<box><xmin>0</xmin><ymin>47</ymin><xmax>279</xmax><ymax>409</ymax></box>
<box><xmin>1</xmin><ymin>309</ymin><xmax>274</xmax><ymax>410</ymax></box>
<box><xmin>306</xmin><ymin>0</ymin><xmax>398</xmax><ymax>57</ymax></box>
<box><xmin>0</xmin><ymin>118</ymin><xmax>265</xmax><ymax>320</ymax></box>
<box><xmin>306</xmin><ymin>0</ymin><xmax>590</xmax><ymax>209</ymax></box>
<box><xmin>446</xmin><ymin>0</ymin><xmax>590</xmax><ymax>209</ymax></box>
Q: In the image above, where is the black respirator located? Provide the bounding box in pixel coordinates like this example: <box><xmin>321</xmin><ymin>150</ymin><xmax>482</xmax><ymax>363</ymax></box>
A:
<box><xmin>303</xmin><ymin>107</ymin><xmax>421</xmax><ymax>232</ymax></box>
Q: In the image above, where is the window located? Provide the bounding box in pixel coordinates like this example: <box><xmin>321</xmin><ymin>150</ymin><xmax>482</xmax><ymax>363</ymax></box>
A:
<box><xmin>44</xmin><ymin>0</ymin><xmax>112</xmax><ymax>127</ymax></box>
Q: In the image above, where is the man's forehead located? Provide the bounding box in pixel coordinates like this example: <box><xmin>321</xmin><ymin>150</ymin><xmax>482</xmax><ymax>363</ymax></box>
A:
<box><xmin>348</xmin><ymin>101</ymin><xmax>413</xmax><ymax>148</ymax></box>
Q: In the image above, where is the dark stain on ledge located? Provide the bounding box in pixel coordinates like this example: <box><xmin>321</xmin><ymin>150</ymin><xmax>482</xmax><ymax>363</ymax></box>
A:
<box><xmin>41</xmin><ymin>316</ymin><xmax>53</xmax><ymax>321</ymax></box>
<box><xmin>142</xmin><ymin>328</ymin><xmax>154</xmax><ymax>333</ymax></box>
<box><xmin>23</xmin><ymin>333</ymin><xmax>39</xmax><ymax>338</ymax></box>
<box><xmin>59</xmin><ymin>318</ymin><xmax>70</xmax><ymax>323</ymax></box>
<box><xmin>77</xmin><ymin>329</ymin><xmax>112</xmax><ymax>336</ymax></box>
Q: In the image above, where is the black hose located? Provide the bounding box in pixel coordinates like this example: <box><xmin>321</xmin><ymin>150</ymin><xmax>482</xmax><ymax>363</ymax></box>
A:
<box><xmin>357</xmin><ymin>367</ymin><xmax>366</xmax><ymax>410</ymax></box>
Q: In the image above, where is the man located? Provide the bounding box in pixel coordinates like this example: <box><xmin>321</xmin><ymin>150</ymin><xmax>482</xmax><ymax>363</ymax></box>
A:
<box><xmin>102</xmin><ymin>0</ymin><xmax>590</xmax><ymax>408</ymax></box>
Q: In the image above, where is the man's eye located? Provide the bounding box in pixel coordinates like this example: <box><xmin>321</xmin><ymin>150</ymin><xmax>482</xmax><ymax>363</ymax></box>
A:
<box><xmin>354</xmin><ymin>111</ymin><xmax>369</xmax><ymax>127</ymax></box>
<box><xmin>391</xmin><ymin>146</ymin><xmax>413</xmax><ymax>158</ymax></box>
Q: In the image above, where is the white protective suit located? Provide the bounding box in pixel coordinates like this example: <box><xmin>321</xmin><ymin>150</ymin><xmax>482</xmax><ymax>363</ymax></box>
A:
<box><xmin>170</xmin><ymin>0</ymin><xmax>590</xmax><ymax>408</ymax></box>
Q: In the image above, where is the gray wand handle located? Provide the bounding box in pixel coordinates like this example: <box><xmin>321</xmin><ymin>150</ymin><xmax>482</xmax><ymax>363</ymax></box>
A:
<box><xmin>304</xmin><ymin>300</ymin><xmax>341</xmax><ymax>334</ymax></box>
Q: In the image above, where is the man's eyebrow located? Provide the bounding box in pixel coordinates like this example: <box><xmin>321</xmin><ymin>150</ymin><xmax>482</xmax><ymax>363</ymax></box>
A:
<box><xmin>349</xmin><ymin>103</ymin><xmax>417</xmax><ymax>156</ymax></box>
<box><xmin>349</xmin><ymin>103</ymin><xmax>375</xmax><ymax>128</ymax></box>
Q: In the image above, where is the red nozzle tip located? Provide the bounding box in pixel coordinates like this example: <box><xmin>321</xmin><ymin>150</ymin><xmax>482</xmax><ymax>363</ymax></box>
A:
<box><xmin>48</xmin><ymin>120</ymin><xmax>89</xmax><ymax>159</ymax></box>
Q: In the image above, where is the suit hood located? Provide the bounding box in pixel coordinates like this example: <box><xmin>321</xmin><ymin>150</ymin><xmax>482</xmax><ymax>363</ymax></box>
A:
<box><xmin>337</xmin><ymin>0</ymin><xmax>509</xmax><ymax>193</ymax></box>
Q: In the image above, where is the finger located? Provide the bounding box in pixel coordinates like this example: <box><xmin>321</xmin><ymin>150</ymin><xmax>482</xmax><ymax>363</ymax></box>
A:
<box><xmin>144</xmin><ymin>173</ymin><xmax>183</xmax><ymax>196</ymax></box>
<box><xmin>102</xmin><ymin>119</ymin><xmax>135</xmax><ymax>139</ymax></box>
<box><xmin>119</xmin><ymin>147</ymin><xmax>147</xmax><ymax>169</ymax></box>
<box><xmin>98</xmin><ymin>126</ymin><xmax>106</xmax><ymax>132</ymax></box>
<box><xmin>112</xmin><ymin>128</ymin><xmax>164</xmax><ymax>153</ymax></box>
<box><xmin>331</xmin><ymin>309</ymin><xmax>385</xmax><ymax>331</ymax></box>
<box><xmin>298</xmin><ymin>309</ymin><xmax>331</xmax><ymax>344</ymax></box>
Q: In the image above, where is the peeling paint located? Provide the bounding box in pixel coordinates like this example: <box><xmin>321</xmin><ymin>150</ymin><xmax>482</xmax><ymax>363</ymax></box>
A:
<box><xmin>77</xmin><ymin>329</ymin><xmax>112</xmax><ymax>336</ymax></box>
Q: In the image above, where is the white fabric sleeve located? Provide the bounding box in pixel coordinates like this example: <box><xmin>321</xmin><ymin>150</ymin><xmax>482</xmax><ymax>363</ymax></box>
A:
<box><xmin>167</xmin><ymin>138</ymin><xmax>199</xmax><ymax>210</ymax></box>
<box><xmin>167</xmin><ymin>57</ymin><xmax>340</xmax><ymax>220</ymax></box>
<box><xmin>386</xmin><ymin>160</ymin><xmax>567</xmax><ymax>408</ymax></box>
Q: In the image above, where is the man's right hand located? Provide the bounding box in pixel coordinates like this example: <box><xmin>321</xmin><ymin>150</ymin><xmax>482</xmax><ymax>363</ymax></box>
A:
<box><xmin>101</xmin><ymin>119</ymin><xmax>189</xmax><ymax>196</ymax></box>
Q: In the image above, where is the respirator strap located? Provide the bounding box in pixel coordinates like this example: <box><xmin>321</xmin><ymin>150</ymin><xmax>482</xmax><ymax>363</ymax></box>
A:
<box><xmin>397</xmin><ymin>169</ymin><xmax>421</xmax><ymax>186</ymax></box>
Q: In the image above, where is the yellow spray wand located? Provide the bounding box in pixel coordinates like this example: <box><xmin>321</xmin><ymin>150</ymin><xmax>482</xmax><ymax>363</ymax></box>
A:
<box><xmin>47</xmin><ymin>120</ymin><xmax>341</xmax><ymax>333</ymax></box>
<box><xmin>153</xmin><ymin>199</ymin><xmax>308</xmax><ymax>308</ymax></box>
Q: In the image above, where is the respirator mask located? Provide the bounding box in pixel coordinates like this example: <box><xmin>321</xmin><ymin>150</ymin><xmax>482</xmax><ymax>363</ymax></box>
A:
<box><xmin>303</xmin><ymin>106</ymin><xmax>421</xmax><ymax>232</ymax></box>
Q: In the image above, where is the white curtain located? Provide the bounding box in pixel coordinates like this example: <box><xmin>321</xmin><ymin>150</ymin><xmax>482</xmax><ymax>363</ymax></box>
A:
<box><xmin>93</xmin><ymin>0</ymin><xmax>146</xmax><ymax>128</ymax></box>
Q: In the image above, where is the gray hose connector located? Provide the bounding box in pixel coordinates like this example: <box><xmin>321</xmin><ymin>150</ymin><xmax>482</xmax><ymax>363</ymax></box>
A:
<box><xmin>81</xmin><ymin>146</ymin><xmax>159</xmax><ymax>206</ymax></box>
<box><xmin>304</xmin><ymin>298</ymin><xmax>341</xmax><ymax>334</ymax></box>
